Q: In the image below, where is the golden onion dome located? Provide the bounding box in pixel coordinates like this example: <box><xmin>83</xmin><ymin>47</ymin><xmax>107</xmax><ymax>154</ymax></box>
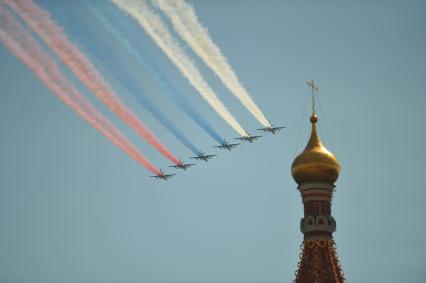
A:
<box><xmin>291</xmin><ymin>114</ymin><xmax>340</xmax><ymax>185</ymax></box>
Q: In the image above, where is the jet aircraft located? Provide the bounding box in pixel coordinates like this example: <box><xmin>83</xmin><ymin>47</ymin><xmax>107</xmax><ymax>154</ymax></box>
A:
<box><xmin>257</xmin><ymin>125</ymin><xmax>285</xmax><ymax>134</ymax></box>
<box><xmin>150</xmin><ymin>169</ymin><xmax>176</xmax><ymax>180</ymax></box>
<box><xmin>235</xmin><ymin>133</ymin><xmax>262</xmax><ymax>143</ymax></box>
<box><xmin>190</xmin><ymin>153</ymin><xmax>217</xmax><ymax>162</ymax></box>
<box><xmin>214</xmin><ymin>141</ymin><xmax>240</xmax><ymax>151</ymax></box>
<box><xmin>169</xmin><ymin>160</ymin><xmax>195</xmax><ymax>170</ymax></box>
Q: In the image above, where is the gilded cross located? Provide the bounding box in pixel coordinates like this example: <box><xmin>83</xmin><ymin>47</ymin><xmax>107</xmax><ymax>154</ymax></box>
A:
<box><xmin>307</xmin><ymin>80</ymin><xmax>319</xmax><ymax>115</ymax></box>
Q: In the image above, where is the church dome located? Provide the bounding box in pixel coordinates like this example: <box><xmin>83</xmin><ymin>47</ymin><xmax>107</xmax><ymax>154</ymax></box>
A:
<box><xmin>291</xmin><ymin>114</ymin><xmax>340</xmax><ymax>185</ymax></box>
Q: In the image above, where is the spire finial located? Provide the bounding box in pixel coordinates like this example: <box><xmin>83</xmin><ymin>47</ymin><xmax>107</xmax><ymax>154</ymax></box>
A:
<box><xmin>307</xmin><ymin>80</ymin><xmax>319</xmax><ymax>123</ymax></box>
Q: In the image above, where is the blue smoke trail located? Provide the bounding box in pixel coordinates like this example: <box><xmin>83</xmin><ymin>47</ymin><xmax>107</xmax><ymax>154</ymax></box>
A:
<box><xmin>85</xmin><ymin>0</ymin><xmax>226</xmax><ymax>145</ymax></box>
<box><xmin>58</xmin><ymin>6</ymin><xmax>202</xmax><ymax>156</ymax></box>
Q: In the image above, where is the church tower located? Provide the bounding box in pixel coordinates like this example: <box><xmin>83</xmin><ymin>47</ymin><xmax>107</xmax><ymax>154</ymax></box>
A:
<box><xmin>291</xmin><ymin>81</ymin><xmax>345</xmax><ymax>283</ymax></box>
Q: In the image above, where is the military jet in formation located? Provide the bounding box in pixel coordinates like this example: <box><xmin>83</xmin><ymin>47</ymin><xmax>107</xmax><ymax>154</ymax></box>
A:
<box><xmin>169</xmin><ymin>160</ymin><xmax>195</xmax><ymax>170</ymax></box>
<box><xmin>190</xmin><ymin>152</ymin><xmax>217</xmax><ymax>162</ymax></box>
<box><xmin>235</xmin><ymin>133</ymin><xmax>262</xmax><ymax>143</ymax></box>
<box><xmin>257</xmin><ymin>125</ymin><xmax>285</xmax><ymax>134</ymax></box>
<box><xmin>150</xmin><ymin>169</ymin><xmax>176</xmax><ymax>180</ymax></box>
<box><xmin>214</xmin><ymin>141</ymin><xmax>240</xmax><ymax>151</ymax></box>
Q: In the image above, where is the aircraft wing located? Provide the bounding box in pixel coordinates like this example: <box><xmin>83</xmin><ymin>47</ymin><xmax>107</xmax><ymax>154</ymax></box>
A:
<box><xmin>161</xmin><ymin>174</ymin><xmax>176</xmax><ymax>180</ymax></box>
<box><xmin>202</xmin><ymin>154</ymin><xmax>216</xmax><ymax>160</ymax></box>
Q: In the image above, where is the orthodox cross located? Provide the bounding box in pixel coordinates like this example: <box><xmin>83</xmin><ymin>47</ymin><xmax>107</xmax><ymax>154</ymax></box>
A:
<box><xmin>307</xmin><ymin>80</ymin><xmax>319</xmax><ymax>115</ymax></box>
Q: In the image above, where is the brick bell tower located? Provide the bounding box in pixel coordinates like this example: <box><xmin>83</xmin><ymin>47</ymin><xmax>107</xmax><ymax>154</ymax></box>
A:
<box><xmin>291</xmin><ymin>81</ymin><xmax>345</xmax><ymax>283</ymax></box>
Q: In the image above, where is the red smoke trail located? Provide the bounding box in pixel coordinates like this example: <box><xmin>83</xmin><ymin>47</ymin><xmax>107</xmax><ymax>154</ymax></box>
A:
<box><xmin>4</xmin><ymin>0</ymin><xmax>181</xmax><ymax>165</ymax></box>
<box><xmin>0</xmin><ymin>6</ymin><xmax>161</xmax><ymax>175</ymax></box>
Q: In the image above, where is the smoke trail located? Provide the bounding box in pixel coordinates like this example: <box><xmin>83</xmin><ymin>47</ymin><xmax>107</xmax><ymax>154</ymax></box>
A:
<box><xmin>0</xmin><ymin>6</ymin><xmax>161</xmax><ymax>175</ymax></box>
<box><xmin>111</xmin><ymin>0</ymin><xmax>247</xmax><ymax>137</ymax></box>
<box><xmin>60</xmin><ymin>11</ymin><xmax>202</xmax><ymax>155</ymax></box>
<box><xmin>86</xmin><ymin>1</ymin><xmax>225</xmax><ymax>145</ymax></box>
<box><xmin>153</xmin><ymin>0</ymin><xmax>271</xmax><ymax>128</ymax></box>
<box><xmin>5</xmin><ymin>0</ymin><xmax>181</xmax><ymax>165</ymax></box>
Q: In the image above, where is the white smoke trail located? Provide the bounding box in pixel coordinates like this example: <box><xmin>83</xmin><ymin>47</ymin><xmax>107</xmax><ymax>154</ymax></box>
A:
<box><xmin>153</xmin><ymin>0</ymin><xmax>271</xmax><ymax>128</ymax></box>
<box><xmin>112</xmin><ymin>0</ymin><xmax>247</xmax><ymax>136</ymax></box>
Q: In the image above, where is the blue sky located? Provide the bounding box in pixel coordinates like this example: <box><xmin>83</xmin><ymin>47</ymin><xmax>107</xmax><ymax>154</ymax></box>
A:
<box><xmin>0</xmin><ymin>0</ymin><xmax>425</xmax><ymax>282</ymax></box>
